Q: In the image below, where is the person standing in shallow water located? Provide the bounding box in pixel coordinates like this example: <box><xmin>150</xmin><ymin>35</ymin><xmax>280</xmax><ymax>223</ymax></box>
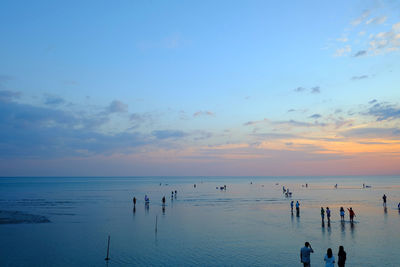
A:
<box><xmin>347</xmin><ymin>207</ymin><xmax>355</xmax><ymax>222</ymax></box>
<box><xmin>338</xmin><ymin>246</ymin><xmax>347</xmax><ymax>267</ymax></box>
<box><xmin>324</xmin><ymin>248</ymin><xmax>335</xmax><ymax>267</ymax></box>
<box><xmin>300</xmin><ymin>242</ymin><xmax>314</xmax><ymax>267</ymax></box>
<box><xmin>326</xmin><ymin>207</ymin><xmax>331</xmax><ymax>222</ymax></box>
<box><xmin>321</xmin><ymin>207</ymin><xmax>325</xmax><ymax>221</ymax></box>
<box><xmin>382</xmin><ymin>194</ymin><xmax>387</xmax><ymax>206</ymax></box>
<box><xmin>296</xmin><ymin>201</ymin><xmax>300</xmax><ymax>213</ymax></box>
<box><xmin>340</xmin><ymin>207</ymin><xmax>345</xmax><ymax>221</ymax></box>
<box><xmin>291</xmin><ymin>201</ymin><xmax>294</xmax><ymax>212</ymax></box>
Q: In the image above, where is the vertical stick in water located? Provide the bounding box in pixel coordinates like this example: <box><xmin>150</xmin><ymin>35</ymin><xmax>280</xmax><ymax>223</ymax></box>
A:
<box><xmin>155</xmin><ymin>215</ymin><xmax>158</xmax><ymax>233</ymax></box>
<box><xmin>105</xmin><ymin>235</ymin><xmax>110</xmax><ymax>261</ymax></box>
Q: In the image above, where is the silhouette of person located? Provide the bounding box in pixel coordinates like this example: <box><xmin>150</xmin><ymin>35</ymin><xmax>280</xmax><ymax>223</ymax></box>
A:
<box><xmin>300</xmin><ymin>242</ymin><xmax>314</xmax><ymax>267</ymax></box>
<box><xmin>162</xmin><ymin>196</ymin><xmax>166</xmax><ymax>204</ymax></box>
<box><xmin>382</xmin><ymin>194</ymin><xmax>387</xmax><ymax>206</ymax></box>
<box><xmin>347</xmin><ymin>207</ymin><xmax>355</xmax><ymax>223</ymax></box>
<box><xmin>296</xmin><ymin>201</ymin><xmax>300</xmax><ymax>216</ymax></box>
<box><xmin>321</xmin><ymin>207</ymin><xmax>325</xmax><ymax>221</ymax></box>
<box><xmin>291</xmin><ymin>201</ymin><xmax>294</xmax><ymax>212</ymax></box>
<box><xmin>324</xmin><ymin>248</ymin><xmax>335</xmax><ymax>267</ymax></box>
<box><xmin>338</xmin><ymin>246</ymin><xmax>346</xmax><ymax>267</ymax></box>
<box><xmin>398</xmin><ymin>202</ymin><xmax>400</xmax><ymax>211</ymax></box>
<box><xmin>133</xmin><ymin>197</ymin><xmax>136</xmax><ymax>206</ymax></box>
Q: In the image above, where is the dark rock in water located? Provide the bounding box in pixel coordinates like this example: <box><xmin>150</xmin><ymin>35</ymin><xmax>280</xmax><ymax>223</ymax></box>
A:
<box><xmin>0</xmin><ymin>210</ymin><xmax>50</xmax><ymax>224</ymax></box>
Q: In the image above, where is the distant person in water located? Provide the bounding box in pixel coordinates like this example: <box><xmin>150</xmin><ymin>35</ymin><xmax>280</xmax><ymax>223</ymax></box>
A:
<box><xmin>321</xmin><ymin>207</ymin><xmax>325</xmax><ymax>221</ymax></box>
<box><xmin>306</xmin><ymin>183</ymin><xmax>308</xmax><ymax>188</ymax></box>
<box><xmin>283</xmin><ymin>186</ymin><xmax>286</xmax><ymax>193</ymax></box>
<box><xmin>291</xmin><ymin>201</ymin><xmax>294</xmax><ymax>212</ymax></box>
<box><xmin>340</xmin><ymin>207</ymin><xmax>345</xmax><ymax>221</ymax></box>
<box><xmin>145</xmin><ymin>195</ymin><xmax>149</xmax><ymax>203</ymax></box>
<box><xmin>296</xmin><ymin>201</ymin><xmax>300</xmax><ymax>215</ymax></box>
<box><xmin>347</xmin><ymin>207</ymin><xmax>355</xmax><ymax>222</ymax></box>
<box><xmin>338</xmin><ymin>246</ymin><xmax>347</xmax><ymax>267</ymax></box>
<box><xmin>162</xmin><ymin>196</ymin><xmax>165</xmax><ymax>204</ymax></box>
<box><xmin>133</xmin><ymin>197</ymin><xmax>136</xmax><ymax>206</ymax></box>
<box><xmin>363</xmin><ymin>183</ymin><xmax>365</xmax><ymax>188</ymax></box>
<box><xmin>324</xmin><ymin>248</ymin><xmax>335</xmax><ymax>267</ymax></box>
<box><xmin>334</xmin><ymin>184</ymin><xmax>338</xmax><ymax>189</ymax></box>
<box><xmin>300</xmin><ymin>242</ymin><xmax>314</xmax><ymax>267</ymax></box>
<box><xmin>326</xmin><ymin>207</ymin><xmax>331</xmax><ymax>222</ymax></box>
<box><xmin>382</xmin><ymin>194</ymin><xmax>387</xmax><ymax>206</ymax></box>
<box><xmin>398</xmin><ymin>202</ymin><xmax>400</xmax><ymax>211</ymax></box>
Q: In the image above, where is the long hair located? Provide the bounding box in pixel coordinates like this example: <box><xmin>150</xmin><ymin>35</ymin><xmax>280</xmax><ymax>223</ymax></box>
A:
<box><xmin>327</xmin><ymin>248</ymin><xmax>333</xmax><ymax>258</ymax></box>
<box><xmin>338</xmin><ymin>246</ymin><xmax>344</xmax><ymax>255</ymax></box>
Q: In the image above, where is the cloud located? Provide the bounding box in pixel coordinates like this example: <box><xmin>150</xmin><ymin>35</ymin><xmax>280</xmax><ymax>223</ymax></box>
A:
<box><xmin>334</xmin><ymin>45</ymin><xmax>352</xmax><ymax>57</ymax></box>
<box><xmin>107</xmin><ymin>100</ymin><xmax>128</xmax><ymax>113</ymax></box>
<box><xmin>365</xmin><ymin>102</ymin><xmax>400</xmax><ymax>121</ymax></box>
<box><xmin>351</xmin><ymin>10</ymin><xmax>371</xmax><ymax>26</ymax></box>
<box><xmin>294</xmin><ymin>87</ymin><xmax>306</xmax><ymax>92</ymax></box>
<box><xmin>366</xmin><ymin>16</ymin><xmax>387</xmax><ymax>25</ymax></box>
<box><xmin>351</xmin><ymin>75</ymin><xmax>368</xmax><ymax>80</ymax></box>
<box><xmin>311</xmin><ymin>86</ymin><xmax>320</xmax><ymax>94</ymax></box>
<box><xmin>368</xmin><ymin>99</ymin><xmax>377</xmax><ymax>104</ymax></box>
<box><xmin>336</xmin><ymin>37</ymin><xmax>349</xmax><ymax>42</ymax></box>
<box><xmin>0</xmin><ymin>90</ymin><xmax>21</xmax><ymax>101</ymax></box>
<box><xmin>294</xmin><ymin>86</ymin><xmax>321</xmax><ymax>94</ymax></box>
<box><xmin>152</xmin><ymin>130</ymin><xmax>186</xmax><ymax>139</ymax></box>
<box><xmin>353</xmin><ymin>50</ymin><xmax>367</xmax><ymax>57</ymax></box>
<box><xmin>44</xmin><ymin>95</ymin><xmax>65</xmax><ymax>105</ymax></box>
<box><xmin>341</xmin><ymin>127</ymin><xmax>400</xmax><ymax>139</ymax></box>
<box><xmin>287</xmin><ymin>109</ymin><xmax>296</xmax><ymax>112</ymax></box>
<box><xmin>193</xmin><ymin>111</ymin><xmax>215</xmax><ymax>117</ymax></box>
<box><xmin>309</xmin><ymin>114</ymin><xmax>322</xmax><ymax>119</ymax></box>
<box><xmin>368</xmin><ymin>22</ymin><xmax>400</xmax><ymax>55</ymax></box>
<box><xmin>243</xmin><ymin>118</ymin><xmax>269</xmax><ymax>126</ymax></box>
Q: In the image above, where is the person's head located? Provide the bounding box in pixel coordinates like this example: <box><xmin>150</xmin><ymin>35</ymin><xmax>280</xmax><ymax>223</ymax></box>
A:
<box><xmin>340</xmin><ymin>207</ymin><xmax>343</xmax><ymax>211</ymax></box>
<box><xmin>326</xmin><ymin>207</ymin><xmax>329</xmax><ymax>209</ymax></box>
<box><xmin>305</xmin><ymin>242</ymin><xmax>310</xmax><ymax>247</ymax></box>
<box><xmin>339</xmin><ymin>246</ymin><xmax>344</xmax><ymax>253</ymax></box>
<box><xmin>350</xmin><ymin>207</ymin><xmax>353</xmax><ymax>210</ymax></box>
<box><xmin>327</xmin><ymin>248</ymin><xmax>332</xmax><ymax>258</ymax></box>
<box><xmin>321</xmin><ymin>207</ymin><xmax>323</xmax><ymax>210</ymax></box>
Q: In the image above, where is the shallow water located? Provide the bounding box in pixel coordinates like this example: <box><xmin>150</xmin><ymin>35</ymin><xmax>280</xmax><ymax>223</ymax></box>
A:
<box><xmin>0</xmin><ymin>176</ymin><xmax>399</xmax><ymax>266</ymax></box>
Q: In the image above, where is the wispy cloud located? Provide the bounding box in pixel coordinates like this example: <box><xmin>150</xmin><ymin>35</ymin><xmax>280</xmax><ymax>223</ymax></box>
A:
<box><xmin>334</xmin><ymin>45</ymin><xmax>352</xmax><ymax>57</ymax></box>
<box><xmin>311</xmin><ymin>86</ymin><xmax>321</xmax><ymax>94</ymax></box>
<box><xmin>351</xmin><ymin>75</ymin><xmax>369</xmax><ymax>80</ymax></box>
<box><xmin>44</xmin><ymin>95</ymin><xmax>65</xmax><ymax>106</ymax></box>
<box><xmin>351</xmin><ymin>10</ymin><xmax>371</xmax><ymax>26</ymax></box>
<box><xmin>353</xmin><ymin>50</ymin><xmax>367</xmax><ymax>57</ymax></box>
<box><xmin>368</xmin><ymin>22</ymin><xmax>400</xmax><ymax>55</ymax></box>
<box><xmin>366</xmin><ymin>16</ymin><xmax>387</xmax><ymax>25</ymax></box>
<box><xmin>193</xmin><ymin>111</ymin><xmax>215</xmax><ymax>117</ymax></box>
<box><xmin>107</xmin><ymin>100</ymin><xmax>128</xmax><ymax>113</ymax></box>
<box><xmin>309</xmin><ymin>114</ymin><xmax>322</xmax><ymax>119</ymax></box>
<box><xmin>364</xmin><ymin>101</ymin><xmax>400</xmax><ymax>121</ymax></box>
<box><xmin>0</xmin><ymin>90</ymin><xmax>21</xmax><ymax>101</ymax></box>
<box><xmin>152</xmin><ymin>130</ymin><xmax>186</xmax><ymax>139</ymax></box>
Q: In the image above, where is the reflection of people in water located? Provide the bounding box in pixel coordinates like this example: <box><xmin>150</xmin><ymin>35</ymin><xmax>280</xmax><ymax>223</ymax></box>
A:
<box><xmin>340</xmin><ymin>207</ymin><xmax>345</xmax><ymax>221</ymax></box>
<box><xmin>347</xmin><ymin>207</ymin><xmax>355</xmax><ymax>223</ymax></box>
<box><xmin>382</xmin><ymin>194</ymin><xmax>387</xmax><ymax>206</ymax></box>
<box><xmin>321</xmin><ymin>207</ymin><xmax>325</xmax><ymax>221</ymax></box>
<box><xmin>162</xmin><ymin>196</ymin><xmax>166</xmax><ymax>204</ymax></box>
<box><xmin>133</xmin><ymin>197</ymin><xmax>136</xmax><ymax>206</ymax></box>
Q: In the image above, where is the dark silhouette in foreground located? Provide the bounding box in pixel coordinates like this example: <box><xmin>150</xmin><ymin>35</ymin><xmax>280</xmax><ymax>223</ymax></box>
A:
<box><xmin>382</xmin><ymin>194</ymin><xmax>387</xmax><ymax>206</ymax></box>
<box><xmin>338</xmin><ymin>246</ymin><xmax>347</xmax><ymax>267</ymax></box>
<box><xmin>300</xmin><ymin>242</ymin><xmax>314</xmax><ymax>267</ymax></box>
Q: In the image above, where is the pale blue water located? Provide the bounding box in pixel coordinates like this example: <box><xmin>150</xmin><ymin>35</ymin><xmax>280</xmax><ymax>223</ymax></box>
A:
<box><xmin>1</xmin><ymin>176</ymin><xmax>400</xmax><ymax>266</ymax></box>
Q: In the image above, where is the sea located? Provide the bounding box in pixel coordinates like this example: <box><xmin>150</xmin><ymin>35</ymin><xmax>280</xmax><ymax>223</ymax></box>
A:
<box><xmin>0</xmin><ymin>176</ymin><xmax>399</xmax><ymax>267</ymax></box>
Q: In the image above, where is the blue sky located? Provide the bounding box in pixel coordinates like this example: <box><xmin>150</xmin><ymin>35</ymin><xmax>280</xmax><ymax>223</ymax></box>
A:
<box><xmin>1</xmin><ymin>0</ymin><xmax>400</xmax><ymax>176</ymax></box>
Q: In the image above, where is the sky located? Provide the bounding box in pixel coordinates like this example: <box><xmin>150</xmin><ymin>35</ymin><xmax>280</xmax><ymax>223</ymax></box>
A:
<box><xmin>1</xmin><ymin>0</ymin><xmax>400</xmax><ymax>176</ymax></box>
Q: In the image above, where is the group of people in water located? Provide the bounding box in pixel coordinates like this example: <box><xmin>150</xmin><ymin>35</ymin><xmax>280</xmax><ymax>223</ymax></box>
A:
<box><xmin>301</xmin><ymin>242</ymin><xmax>347</xmax><ymax>267</ymax></box>
<box><xmin>320</xmin><ymin>206</ymin><xmax>355</xmax><ymax>223</ymax></box>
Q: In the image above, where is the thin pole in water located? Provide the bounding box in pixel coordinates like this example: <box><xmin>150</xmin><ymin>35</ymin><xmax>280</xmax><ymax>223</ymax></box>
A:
<box><xmin>155</xmin><ymin>215</ymin><xmax>158</xmax><ymax>233</ymax></box>
<box><xmin>105</xmin><ymin>235</ymin><xmax>110</xmax><ymax>261</ymax></box>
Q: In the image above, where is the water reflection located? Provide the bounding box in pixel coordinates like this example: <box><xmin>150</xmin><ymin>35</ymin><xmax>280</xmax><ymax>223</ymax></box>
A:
<box><xmin>162</xmin><ymin>205</ymin><xmax>165</xmax><ymax>215</ymax></box>
<box><xmin>145</xmin><ymin>203</ymin><xmax>150</xmax><ymax>214</ymax></box>
<box><xmin>350</xmin><ymin>222</ymin><xmax>355</xmax><ymax>239</ymax></box>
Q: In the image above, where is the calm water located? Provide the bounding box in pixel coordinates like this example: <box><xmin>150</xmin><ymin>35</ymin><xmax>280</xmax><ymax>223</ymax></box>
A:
<box><xmin>0</xmin><ymin>176</ymin><xmax>400</xmax><ymax>266</ymax></box>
